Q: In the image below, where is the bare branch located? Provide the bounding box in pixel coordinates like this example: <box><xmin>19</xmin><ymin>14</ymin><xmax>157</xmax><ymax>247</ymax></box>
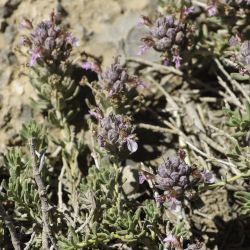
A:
<box><xmin>0</xmin><ymin>202</ymin><xmax>21</xmax><ymax>250</ymax></box>
<box><xmin>29</xmin><ymin>138</ymin><xmax>58</xmax><ymax>250</ymax></box>
<box><xmin>126</xmin><ymin>57</ymin><xmax>183</xmax><ymax>76</ymax></box>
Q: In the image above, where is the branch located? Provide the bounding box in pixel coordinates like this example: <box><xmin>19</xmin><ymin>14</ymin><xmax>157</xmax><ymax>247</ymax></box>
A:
<box><xmin>29</xmin><ymin>138</ymin><xmax>58</xmax><ymax>250</ymax></box>
<box><xmin>126</xmin><ymin>57</ymin><xmax>183</xmax><ymax>76</ymax></box>
<box><xmin>0</xmin><ymin>202</ymin><xmax>21</xmax><ymax>250</ymax></box>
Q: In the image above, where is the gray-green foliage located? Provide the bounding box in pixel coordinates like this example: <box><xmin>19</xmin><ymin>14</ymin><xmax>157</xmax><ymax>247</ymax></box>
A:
<box><xmin>225</xmin><ymin>102</ymin><xmax>250</xmax><ymax>171</ymax></box>
<box><xmin>0</xmin><ymin>122</ymin><xmax>50</xmax><ymax>248</ymax></box>
<box><xmin>58</xmin><ymin>161</ymin><xmax>189</xmax><ymax>250</ymax></box>
<box><xmin>29</xmin><ymin>66</ymin><xmax>80</xmax><ymax>125</ymax></box>
<box><xmin>225</xmin><ymin>103</ymin><xmax>250</xmax><ymax>215</ymax></box>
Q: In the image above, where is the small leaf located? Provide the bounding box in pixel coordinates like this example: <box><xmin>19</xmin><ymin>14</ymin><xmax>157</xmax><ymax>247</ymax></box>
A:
<box><xmin>230</xmin><ymin>73</ymin><xmax>250</xmax><ymax>81</ymax></box>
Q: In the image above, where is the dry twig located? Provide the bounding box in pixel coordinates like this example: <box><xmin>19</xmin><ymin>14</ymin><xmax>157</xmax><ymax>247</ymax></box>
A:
<box><xmin>29</xmin><ymin>138</ymin><xmax>58</xmax><ymax>250</ymax></box>
<box><xmin>0</xmin><ymin>202</ymin><xmax>21</xmax><ymax>250</ymax></box>
<box><xmin>126</xmin><ymin>57</ymin><xmax>183</xmax><ymax>76</ymax></box>
<box><xmin>215</xmin><ymin>58</ymin><xmax>250</xmax><ymax>103</ymax></box>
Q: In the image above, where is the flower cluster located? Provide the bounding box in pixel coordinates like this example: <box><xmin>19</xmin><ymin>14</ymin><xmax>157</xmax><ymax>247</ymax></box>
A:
<box><xmin>207</xmin><ymin>0</ymin><xmax>250</xmax><ymax>16</ymax></box>
<box><xmin>95</xmin><ymin>113</ymin><xmax>138</xmax><ymax>157</ymax></box>
<box><xmin>138</xmin><ymin>14</ymin><xmax>193</xmax><ymax>68</ymax></box>
<box><xmin>101</xmin><ymin>57</ymin><xmax>141</xmax><ymax>97</ymax></box>
<box><xmin>83</xmin><ymin>56</ymin><xmax>145</xmax><ymax>111</ymax></box>
<box><xmin>238</xmin><ymin>41</ymin><xmax>250</xmax><ymax>67</ymax></box>
<box><xmin>229</xmin><ymin>36</ymin><xmax>250</xmax><ymax>74</ymax></box>
<box><xmin>20</xmin><ymin>12</ymin><xmax>78</xmax><ymax>66</ymax></box>
<box><xmin>139</xmin><ymin>150</ymin><xmax>214</xmax><ymax>212</ymax></box>
<box><xmin>164</xmin><ymin>234</ymin><xmax>205</xmax><ymax>250</ymax></box>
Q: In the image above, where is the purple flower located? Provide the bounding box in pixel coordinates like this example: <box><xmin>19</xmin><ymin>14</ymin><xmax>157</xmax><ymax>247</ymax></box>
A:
<box><xmin>185</xmin><ymin>242</ymin><xmax>204</xmax><ymax>250</ymax></box>
<box><xmin>92</xmin><ymin>57</ymin><xmax>143</xmax><ymax>109</ymax></box>
<box><xmin>20</xmin><ymin>36</ymin><xmax>31</xmax><ymax>46</ymax></box>
<box><xmin>163</xmin><ymin>58</ymin><xmax>170</xmax><ymax>66</ymax></box>
<box><xmin>139</xmin><ymin>173</ymin><xmax>147</xmax><ymax>184</ymax></box>
<box><xmin>163</xmin><ymin>234</ymin><xmax>179</xmax><ymax>244</ymax></box>
<box><xmin>29</xmin><ymin>50</ymin><xmax>41</xmax><ymax>66</ymax></box>
<box><xmin>136</xmin><ymin>44</ymin><xmax>150</xmax><ymax>56</ymax></box>
<box><xmin>89</xmin><ymin>110</ymin><xmax>102</xmax><ymax>120</ymax></box>
<box><xmin>137</xmin><ymin>15</ymin><xmax>152</xmax><ymax>27</ymax></box>
<box><xmin>207</xmin><ymin>4</ymin><xmax>217</xmax><ymax>16</ymax></box>
<box><xmin>172</xmin><ymin>54</ymin><xmax>182</xmax><ymax>68</ymax></box>
<box><xmin>82</xmin><ymin>62</ymin><xmax>94</xmax><ymax>70</ymax></box>
<box><xmin>201</xmin><ymin>170</ymin><xmax>215</xmax><ymax>184</ymax></box>
<box><xmin>82</xmin><ymin>61</ymin><xmax>100</xmax><ymax>73</ymax></box>
<box><xmin>183</xmin><ymin>6</ymin><xmax>195</xmax><ymax>16</ymax></box>
<box><xmin>168</xmin><ymin>196</ymin><xmax>182</xmax><ymax>212</ymax></box>
<box><xmin>19</xmin><ymin>18</ymin><xmax>33</xmax><ymax>29</ymax></box>
<box><xmin>229</xmin><ymin>36</ymin><xmax>240</xmax><ymax>47</ymax></box>
<box><xmin>66</xmin><ymin>32</ymin><xmax>79</xmax><ymax>47</ymax></box>
<box><xmin>20</xmin><ymin>12</ymin><xmax>78</xmax><ymax>66</ymax></box>
<box><xmin>97</xmin><ymin>113</ymin><xmax>137</xmax><ymax>157</ymax></box>
<box><xmin>135</xmin><ymin>79</ymin><xmax>148</xmax><ymax>88</ymax></box>
<box><xmin>126</xmin><ymin>138</ymin><xmax>138</xmax><ymax>153</ymax></box>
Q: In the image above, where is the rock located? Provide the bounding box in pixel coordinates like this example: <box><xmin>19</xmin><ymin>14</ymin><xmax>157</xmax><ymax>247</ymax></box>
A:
<box><xmin>6</xmin><ymin>127</ymin><xmax>21</xmax><ymax>146</ymax></box>
<box><xmin>0</xmin><ymin>68</ymin><xmax>12</xmax><ymax>87</ymax></box>
<box><xmin>19</xmin><ymin>104</ymin><xmax>32</xmax><ymax>122</ymax></box>
<box><xmin>0</xmin><ymin>19</ymin><xmax>8</xmax><ymax>32</ymax></box>
<box><xmin>0</xmin><ymin>5</ymin><xmax>13</xmax><ymax>19</ymax></box>
<box><xmin>4</xmin><ymin>24</ymin><xmax>16</xmax><ymax>43</ymax></box>
<box><xmin>124</xmin><ymin>26</ymin><xmax>160</xmax><ymax>61</ymax></box>
<box><xmin>0</xmin><ymin>49</ymin><xmax>18</xmax><ymax>65</ymax></box>
<box><xmin>122</xmin><ymin>161</ymin><xmax>140</xmax><ymax>196</ymax></box>
<box><xmin>0</xmin><ymin>0</ymin><xmax>21</xmax><ymax>19</ymax></box>
<box><xmin>0</xmin><ymin>110</ymin><xmax>11</xmax><ymax>129</ymax></box>
<box><xmin>13</xmin><ymin>80</ymin><xmax>24</xmax><ymax>95</ymax></box>
<box><xmin>120</xmin><ymin>0</ymin><xmax>158</xmax><ymax>11</ymax></box>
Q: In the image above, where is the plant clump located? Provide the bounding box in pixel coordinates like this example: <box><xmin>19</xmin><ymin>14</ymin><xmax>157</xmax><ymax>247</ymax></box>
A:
<box><xmin>20</xmin><ymin>12</ymin><xmax>78</xmax><ymax>67</ymax></box>
<box><xmin>96</xmin><ymin>113</ymin><xmax>138</xmax><ymax>157</ymax></box>
<box><xmin>140</xmin><ymin>150</ymin><xmax>214</xmax><ymax>211</ymax></box>
<box><xmin>138</xmin><ymin>13</ymin><xmax>194</xmax><ymax>68</ymax></box>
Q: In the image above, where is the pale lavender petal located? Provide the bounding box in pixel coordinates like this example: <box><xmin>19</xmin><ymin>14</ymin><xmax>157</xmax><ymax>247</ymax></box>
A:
<box><xmin>19</xmin><ymin>18</ymin><xmax>33</xmax><ymax>29</ymax></box>
<box><xmin>82</xmin><ymin>62</ymin><xmax>93</xmax><ymax>70</ymax></box>
<box><xmin>163</xmin><ymin>58</ymin><xmax>170</xmax><ymax>66</ymax></box>
<box><xmin>139</xmin><ymin>173</ymin><xmax>146</xmax><ymax>184</ymax></box>
<box><xmin>136</xmin><ymin>79</ymin><xmax>149</xmax><ymax>88</ymax></box>
<box><xmin>229</xmin><ymin>36</ymin><xmax>239</xmax><ymax>46</ymax></box>
<box><xmin>89</xmin><ymin>110</ymin><xmax>102</xmax><ymax>120</ymax></box>
<box><xmin>183</xmin><ymin>6</ymin><xmax>195</xmax><ymax>15</ymax></box>
<box><xmin>163</xmin><ymin>234</ymin><xmax>178</xmax><ymax>244</ymax></box>
<box><xmin>82</xmin><ymin>61</ymin><xmax>100</xmax><ymax>73</ymax></box>
<box><xmin>168</xmin><ymin>196</ymin><xmax>182</xmax><ymax>212</ymax></box>
<box><xmin>172</xmin><ymin>55</ymin><xmax>182</xmax><ymax>69</ymax></box>
<box><xmin>127</xmin><ymin>138</ymin><xmax>138</xmax><ymax>153</ymax></box>
<box><xmin>155</xmin><ymin>194</ymin><xmax>166</xmax><ymax>203</ymax></box>
<box><xmin>20</xmin><ymin>36</ymin><xmax>31</xmax><ymax>46</ymax></box>
<box><xmin>207</xmin><ymin>4</ymin><xmax>217</xmax><ymax>16</ymax></box>
<box><xmin>201</xmin><ymin>170</ymin><xmax>215</xmax><ymax>184</ymax></box>
<box><xmin>136</xmin><ymin>44</ymin><xmax>150</xmax><ymax>56</ymax></box>
<box><xmin>66</xmin><ymin>32</ymin><xmax>79</xmax><ymax>47</ymax></box>
<box><xmin>137</xmin><ymin>16</ymin><xmax>145</xmax><ymax>26</ymax></box>
<box><xmin>29</xmin><ymin>50</ymin><xmax>41</xmax><ymax>66</ymax></box>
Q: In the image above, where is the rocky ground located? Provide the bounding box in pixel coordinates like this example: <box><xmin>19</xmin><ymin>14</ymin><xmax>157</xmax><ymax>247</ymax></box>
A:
<box><xmin>0</xmin><ymin>0</ymin><xmax>159</xmax><ymax>153</ymax></box>
<box><xmin>0</xmin><ymin>1</ymin><xmax>250</xmax><ymax>249</ymax></box>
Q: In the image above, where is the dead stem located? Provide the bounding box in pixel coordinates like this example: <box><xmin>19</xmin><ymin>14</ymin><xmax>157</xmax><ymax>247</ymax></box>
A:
<box><xmin>0</xmin><ymin>202</ymin><xmax>21</xmax><ymax>250</ymax></box>
<box><xmin>147</xmin><ymin>76</ymin><xmax>179</xmax><ymax>111</ymax></box>
<box><xmin>58</xmin><ymin>165</ymin><xmax>66</xmax><ymax>211</ymax></box>
<box><xmin>215</xmin><ymin>58</ymin><xmax>250</xmax><ymax>103</ymax></box>
<box><xmin>137</xmin><ymin>123</ymin><xmax>177</xmax><ymax>134</ymax></box>
<box><xmin>126</xmin><ymin>57</ymin><xmax>183</xmax><ymax>76</ymax></box>
<box><xmin>29</xmin><ymin>138</ymin><xmax>58</xmax><ymax>250</ymax></box>
<box><xmin>217</xmin><ymin>76</ymin><xmax>243</xmax><ymax>108</ymax></box>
